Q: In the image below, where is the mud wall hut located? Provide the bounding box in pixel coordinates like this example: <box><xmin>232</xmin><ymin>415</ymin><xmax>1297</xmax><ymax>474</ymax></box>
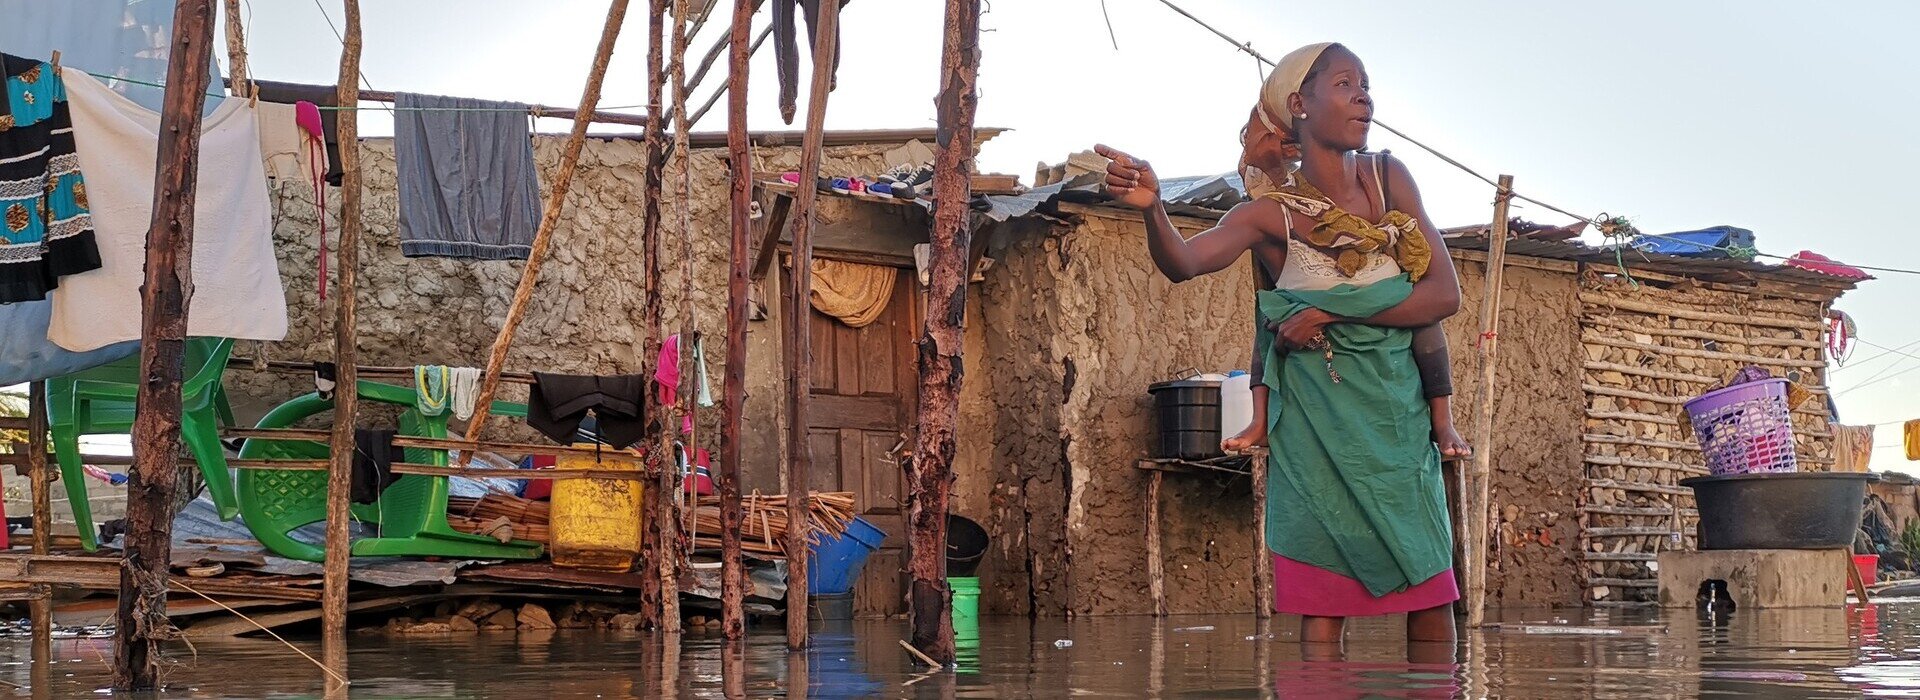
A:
<box><xmin>963</xmin><ymin>185</ymin><xmax>1855</xmax><ymax>614</ymax></box>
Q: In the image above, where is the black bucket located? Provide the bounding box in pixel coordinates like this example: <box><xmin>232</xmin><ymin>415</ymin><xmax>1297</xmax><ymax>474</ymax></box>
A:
<box><xmin>1148</xmin><ymin>378</ymin><xmax>1222</xmax><ymax>460</ymax></box>
<box><xmin>947</xmin><ymin>514</ymin><xmax>989</xmax><ymax>577</ymax></box>
<box><xmin>1682</xmin><ymin>472</ymin><xmax>1879</xmax><ymax>550</ymax></box>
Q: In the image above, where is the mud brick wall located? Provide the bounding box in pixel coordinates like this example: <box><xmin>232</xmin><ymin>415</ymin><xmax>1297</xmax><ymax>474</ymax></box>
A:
<box><xmin>1446</xmin><ymin>254</ymin><xmax>1588</xmax><ymax>609</ymax></box>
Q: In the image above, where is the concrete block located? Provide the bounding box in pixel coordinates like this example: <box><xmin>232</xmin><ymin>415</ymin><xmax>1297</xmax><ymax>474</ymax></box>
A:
<box><xmin>1656</xmin><ymin>549</ymin><xmax>1852</xmax><ymax>609</ymax></box>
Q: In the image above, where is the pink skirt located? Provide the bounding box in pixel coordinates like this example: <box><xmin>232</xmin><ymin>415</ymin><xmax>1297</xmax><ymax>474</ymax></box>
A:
<box><xmin>1273</xmin><ymin>555</ymin><xmax>1460</xmax><ymax>617</ymax></box>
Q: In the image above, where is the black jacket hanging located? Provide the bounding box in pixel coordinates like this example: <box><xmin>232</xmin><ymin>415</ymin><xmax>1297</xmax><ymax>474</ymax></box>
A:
<box><xmin>526</xmin><ymin>372</ymin><xmax>649</xmax><ymax>450</ymax></box>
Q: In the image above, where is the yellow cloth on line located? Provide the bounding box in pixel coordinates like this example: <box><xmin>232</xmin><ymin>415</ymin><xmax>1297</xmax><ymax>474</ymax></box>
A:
<box><xmin>1834</xmin><ymin>424</ymin><xmax>1874</xmax><ymax>473</ymax></box>
<box><xmin>808</xmin><ymin>259</ymin><xmax>897</xmax><ymax>328</ymax></box>
<box><xmin>1906</xmin><ymin>420</ymin><xmax>1920</xmax><ymax>461</ymax></box>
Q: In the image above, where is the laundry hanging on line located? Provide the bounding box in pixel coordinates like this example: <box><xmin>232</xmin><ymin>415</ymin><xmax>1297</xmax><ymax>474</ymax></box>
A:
<box><xmin>527</xmin><ymin>372</ymin><xmax>648</xmax><ymax>450</ymax></box>
<box><xmin>251</xmin><ymin>80</ymin><xmax>344</xmax><ymax>185</ymax></box>
<box><xmin>774</xmin><ymin>0</ymin><xmax>847</xmax><ymax>124</ymax></box>
<box><xmin>48</xmin><ymin>67</ymin><xmax>288</xmax><ymax>352</ymax></box>
<box><xmin>0</xmin><ymin>52</ymin><xmax>100</xmax><ymax>303</ymax></box>
<box><xmin>393</xmin><ymin>92</ymin><xmax>542</xmax><ymax>261</ymax></box>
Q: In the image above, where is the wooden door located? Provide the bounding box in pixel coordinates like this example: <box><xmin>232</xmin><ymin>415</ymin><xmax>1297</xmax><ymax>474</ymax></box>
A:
<box><xmin>803</xmin><ymin>269</ymin><xmax>917</xmax><ymax>617</ymax></box>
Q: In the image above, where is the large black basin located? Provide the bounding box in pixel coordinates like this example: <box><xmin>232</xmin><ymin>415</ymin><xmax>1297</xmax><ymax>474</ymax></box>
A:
<box><xmin>1681</xmin><ymin>472</ymin><xmax>1879</xmax><ymax>550</ymax></box>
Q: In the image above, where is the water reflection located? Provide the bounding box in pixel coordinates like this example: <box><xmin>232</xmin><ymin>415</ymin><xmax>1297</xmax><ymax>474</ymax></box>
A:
<box><xmin>3</xmin><ymin>604</ymin><xmax>1919</xmax><ymax>697</ymax></box>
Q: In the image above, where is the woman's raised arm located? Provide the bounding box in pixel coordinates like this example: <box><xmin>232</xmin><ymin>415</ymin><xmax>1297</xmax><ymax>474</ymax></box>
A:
<box><xmin>1098</xmin><ymin>144</ymin><xmax>1276</xmax><ymax>283</ymax></box>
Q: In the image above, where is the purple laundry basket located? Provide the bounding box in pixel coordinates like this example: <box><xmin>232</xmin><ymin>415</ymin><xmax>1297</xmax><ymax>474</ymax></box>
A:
<box><xmin>1683</xmin><ymin>378</ymin><xmax>1797</xmax><ymax>477</ymax></box>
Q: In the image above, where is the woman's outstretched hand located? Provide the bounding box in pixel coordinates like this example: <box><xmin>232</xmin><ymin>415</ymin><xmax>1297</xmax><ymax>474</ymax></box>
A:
<box><xmin>1274</xmin><ymin>308</ymin><xmax>1336</xmax><ymax>349</ymax></box>
<box><xmin>1096</xmin><ymin>144</ymin><xmax>1160</xmax><ymax>210</ymax></box>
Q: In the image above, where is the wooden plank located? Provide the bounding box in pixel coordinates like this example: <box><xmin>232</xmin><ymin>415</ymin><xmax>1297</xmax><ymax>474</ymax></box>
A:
<box><xmin>1586</xmin><ymin>410</ymin><xmax>1680</xmax><ymax>426</ymax></box>
<box><xmin>1583</xmin><ymin>527</ymin><xmax>1682</xmax><ymax>537</ymax></box>
<box><xmin>750</xmin><ymin>192</ymin><xmax>793</xmax><ymax>280</ymax></box>
<box><xmin>812</xmin><ymin>395</ymin><xmax>899</xmax><ymax>432</ymax></box>
<box><xmin>1586</xmin><ymin>577</ymin><xmax>1659</xmax><ymax>588</ymax></box>
<box><xmin>1582</xmin><ymin>505</ymin><xmax>1699</xmax><ymax>518</ymax></box>
<box><xmin>1579</xmin><ymin>292</ymin><xmax>1826</xmax><ymax>331</ymax></box>
<box><xmin>1582</xmin><ymin>434</ymin><xmax>1701</xmax><ymax>452</ymax></box>
<box><xmin>1583</xmin><ymin>454</ymin><xmax>1708</xmax><ymax>475</ymax></box>
<box><xmin>1581</xmin><ymin>333</ymin><xmax>1824</xmax><ymax>369</ymax></box>
<box><xmin>1582</xmin><ymin>361</ymin><xmax>1718</xmax><ymax>385</ymax></box>
<box><xmin>1582</xmin><ymin>552</ymin><xmax>1657</xmax><ymax>562</ymax></box>
<box><xmin>119</xmin><ymin>1</ymin><xmax>215</xmax><ymax>688</ymax></box>
<box><xmin>1582</xmin><ymin>317</ymin><xmax>1823</xmax><ymax>350</ymax></box>
<box><xmin>1585</xmin><ymin>479</ymin><xmax>1693</xmax><ymax>496</ymax></box>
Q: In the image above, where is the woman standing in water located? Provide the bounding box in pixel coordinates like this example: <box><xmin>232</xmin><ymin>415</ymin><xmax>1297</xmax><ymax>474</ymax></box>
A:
<box><xmin>1098</xmin><ymin>42</ymin><xmax>1463</xmax><ymax>646</ymax></box>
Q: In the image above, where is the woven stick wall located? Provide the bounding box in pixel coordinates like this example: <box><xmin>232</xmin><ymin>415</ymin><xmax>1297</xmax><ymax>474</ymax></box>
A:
<box><xmin>1577</xmin><ymin>270</ymin><xmax>1837</xmax><ymax>605</ymax></box>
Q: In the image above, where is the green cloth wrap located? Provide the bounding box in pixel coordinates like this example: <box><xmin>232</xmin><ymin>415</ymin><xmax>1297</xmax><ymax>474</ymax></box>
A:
<box><xmin>1257</xmin><ymin>274</ymin><xmax>1452</xmax><ymax>597</ymax></box>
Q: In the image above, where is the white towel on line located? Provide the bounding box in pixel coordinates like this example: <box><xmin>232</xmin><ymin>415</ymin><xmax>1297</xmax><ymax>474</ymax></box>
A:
<box><xmin>49</xmin><ymin>68</ymin><xmax>287</xmax><ymax>352</ymax></box>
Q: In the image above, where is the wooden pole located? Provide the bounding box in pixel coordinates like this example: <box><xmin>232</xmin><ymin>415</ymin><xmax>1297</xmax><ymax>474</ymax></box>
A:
<box><xmin>460</xmin><ymin>0</ymin><xmax>633</xmax><ymax>449</ymax></box>
<box><xmin>782</xmin><ymin>0</ymin><xmax>840</xmax><ymax>652</ymax></box>
<box><xmin>1146</xmin><ymin>471</ymin><xmax>1165</xmax><ymax>617</ymax></box>
<box><xmin>907</xmin><ymin>0</ymin><xmax>982</xmax><ymax>665</ymax></box>
<box><xmin>114</xmin><ymin>0</ymin><xmax>215</xmax><ymax>690</ymax></box>
<box><xmin>321</xmin><ymin>0</ymin><xmax>363</xmax><ymax>684</ymax></box>
<box><xmin>719</xmin><ymin>0</ymin><xmax>755</xmax><ymax>641</ymax></box>
<box><xmin>637</xmin><ymin>0</ymin><xmax>670</xmax><ymax>632</ymax></box>
<box><xmin>26</xmin><ymin>382</ymin><xmax>51</xmax><ymax>648</ymax></box>
<box><xmin>1464</xmin><ymin>174</ymin><xmax>1515</xmax><ymax>629</ymax></box>
<box><xmin>221</xmin><ymin>0</ymin><xmax>249</xmax><ymax>98</ymax></box>
<box><xmin>663</xmin><ymin>0</ymin><xmax>697</xmax><ymax>634</ymax></box>
<box><xmin>1250</xmin><ymin>450</ymin><xmax>1272</xmax><ymax>619</ymax></box>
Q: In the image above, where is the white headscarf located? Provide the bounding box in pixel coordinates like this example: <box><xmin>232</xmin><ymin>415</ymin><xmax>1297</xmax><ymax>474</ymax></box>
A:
<box><xmin>1241</xmin><ymin>42</ymin><xmax>1335</xmax><ymax>200</ymax></box>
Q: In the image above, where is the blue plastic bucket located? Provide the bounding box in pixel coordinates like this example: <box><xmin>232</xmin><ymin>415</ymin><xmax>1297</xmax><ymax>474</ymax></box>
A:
<box><xmin>809</xmin><ymin>517</ymin><xmax>887</xmax><ymax>595</ymax></box>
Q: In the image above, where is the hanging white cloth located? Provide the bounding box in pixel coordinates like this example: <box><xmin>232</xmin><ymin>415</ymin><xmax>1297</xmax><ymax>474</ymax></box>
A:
<box><xmin>48</xmin><ymin>68</ymin><xmax>286</xmax><ymax>352</ymax></box>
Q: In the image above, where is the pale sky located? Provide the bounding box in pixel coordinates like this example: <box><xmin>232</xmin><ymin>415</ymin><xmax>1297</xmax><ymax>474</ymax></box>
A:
<box><xmin>219</xmin><ymin>0</ymin><xmax>1918</xmax><ymax>469</ymax></box>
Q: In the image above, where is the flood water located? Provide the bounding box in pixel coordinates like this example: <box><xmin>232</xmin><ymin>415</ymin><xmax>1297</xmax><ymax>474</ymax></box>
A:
<box><xmin>5</xmin><ymin>602</ymin><xmax>1920</xmax><ymax>698</ymax></box>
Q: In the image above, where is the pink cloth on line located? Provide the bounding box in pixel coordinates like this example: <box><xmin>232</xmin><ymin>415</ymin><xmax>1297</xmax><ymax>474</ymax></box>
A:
<box><xmin>1272</xmin><ymin>555</ymin><xmax>1459</xmax><ymax>618</ymax></box>
<box><xmin>655</xmin><ymin>334</ymin><xmax>694</xmax><ymax>434</ymax></box>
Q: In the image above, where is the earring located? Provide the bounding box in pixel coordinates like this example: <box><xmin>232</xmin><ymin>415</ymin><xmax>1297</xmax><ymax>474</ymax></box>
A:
<box><xmin>1297</xmin><ymin>112</ymin><xmax>1307</xmax><ymax>121</ymax></box>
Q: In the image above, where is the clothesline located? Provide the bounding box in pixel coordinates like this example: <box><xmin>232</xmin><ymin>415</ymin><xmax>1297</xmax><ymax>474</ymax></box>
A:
<box><xmin>81</xmin><ymin>70</ymin><xmax>653</xmax><ymax>124</ymax></box>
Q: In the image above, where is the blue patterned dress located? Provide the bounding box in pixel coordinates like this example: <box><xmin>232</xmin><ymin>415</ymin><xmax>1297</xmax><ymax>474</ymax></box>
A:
<box><xmin>0</xmin><ymin>52</ymin><xmax>96</xmax><ymax>303</ymax></box>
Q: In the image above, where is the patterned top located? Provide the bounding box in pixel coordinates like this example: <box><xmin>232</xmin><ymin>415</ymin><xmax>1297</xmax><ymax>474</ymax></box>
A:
<box><xmin>0</xmin><ymin>53</ymin><xmax>97</xmax><ymax>303</ymax></box>
<box><xmin>1262</xmin><ymin>155</ymin><xmax>1429</xmax><ymax>293</ymax></box>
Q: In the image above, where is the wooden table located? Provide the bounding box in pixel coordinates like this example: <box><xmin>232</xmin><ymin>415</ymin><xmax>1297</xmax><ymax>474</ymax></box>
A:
<box><xmin>1135</xmin><ymin>452</ymin><xmax>1271</xmax><ymax>618</ymax></box>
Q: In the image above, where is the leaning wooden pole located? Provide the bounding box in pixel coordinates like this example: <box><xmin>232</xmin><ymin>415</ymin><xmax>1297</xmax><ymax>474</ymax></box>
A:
<box><xmin>114</xmin><ymin>0</ymin><xmax>215</xmax><ymax>689</ymax></box>
<box><xmin>783</xmin><ymin>0</ymin><xmax>841</xmax><ymax>652</ymax></box>
<box><xmin>636</xmin><ymin>0</ymin><xmax>670</xmax><ymax>631</ymax></box>
<box><xmin>460</xmin><ymin>0</ymin><xmax>634</xmax><ymax>446</ymax></box>
<box><xmin>719</xmin><ymin>0</ymin><xmax>756</xmax><ymax>640</ymax></box>
<box><xmin>907</xmin><ymin>0</ymin><xmax>982</xmax><ymax>665</ymax></box>
<box><xmin>1464</xmin><ymin>174</ymin><xmax>1515</xmax><ymax>629</ymax></box>
<box><xmin>321</xmin><ymin>0</ymin><xmax>363</xmax><ymax>683</ymax></box>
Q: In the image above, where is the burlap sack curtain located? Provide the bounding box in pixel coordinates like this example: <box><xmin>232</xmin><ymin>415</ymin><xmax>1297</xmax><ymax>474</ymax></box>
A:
<box><xmin>807</xmin><ymin>259</ymin><xmax>896</xmax><ymax>328</ymax></box>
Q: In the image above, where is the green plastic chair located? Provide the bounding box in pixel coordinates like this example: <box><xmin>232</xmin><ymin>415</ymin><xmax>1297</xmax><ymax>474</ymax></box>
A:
<box><xmin>46</xmin><ymin>337</ymin><xmax>239</xmax><ymax>551</ymax></box>
<box><xmin>233</xmin><ymin>379</ymin><xmax>544</xmax><ymax>562</ymax></box>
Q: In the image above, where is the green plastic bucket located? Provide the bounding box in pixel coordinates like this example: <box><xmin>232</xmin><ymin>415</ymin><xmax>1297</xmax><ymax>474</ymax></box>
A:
<box><xmin>951</xmin><ymin>576</ymin><xmax>980</xmax><ymax>630</ymax></box>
